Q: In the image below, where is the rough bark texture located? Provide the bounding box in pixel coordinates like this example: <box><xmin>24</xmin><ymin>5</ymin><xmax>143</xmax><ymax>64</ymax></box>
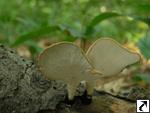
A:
<box><xmin>72</xmin><ymin>94</ymin><xmax>136</xmax><ymax>113</ymax></box>
<box><xmin>0</xmin><ymin>44</ymin><xmax>66</xmax><ymax>113</ymax></box>
<box><xmin>0</xmin><ymin>44</ymin><xmax>149</xmax><ymax>113</ymax></box>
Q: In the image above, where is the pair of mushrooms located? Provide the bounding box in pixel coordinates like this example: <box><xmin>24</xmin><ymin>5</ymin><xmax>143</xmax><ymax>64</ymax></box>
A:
<box><xmin>38</xmin><ymin>38</ymin><xmax>140</xmax><ymax>100</ymax></box>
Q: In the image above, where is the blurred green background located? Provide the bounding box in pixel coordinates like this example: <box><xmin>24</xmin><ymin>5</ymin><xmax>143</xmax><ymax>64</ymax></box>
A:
<box><xmin>0</xmin><ymin>0</ymin><xmax>150</xmax><ymax>46</ymax></box>
<box><xmin>0</xmin><ymin>0</ymin><xmax>150</xmax><ymax>86</ymax></box>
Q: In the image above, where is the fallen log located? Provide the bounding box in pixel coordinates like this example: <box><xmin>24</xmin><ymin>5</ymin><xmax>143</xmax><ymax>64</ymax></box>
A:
<box><xmin>0</xmin><ymin>44</ymin><xmax>66</xmax><ymax>113</ymax></box>
<box><xmin>0</xmin><ymin>44</ymin><xmax>149</xmax><ymax>113</ymax></box>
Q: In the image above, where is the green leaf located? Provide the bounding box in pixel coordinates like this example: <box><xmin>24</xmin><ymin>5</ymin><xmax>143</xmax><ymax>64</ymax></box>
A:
<box><xmin>60</xmin><ymin>24</ymin><xmax>83</xmax><ymax>38</ymax></box>
<box><xmin>137</xmin><ymin>35</ymin><xmax>150</xmax><ymax>59</ymax></box>
<box><xmin>132</xmin><ymin>75</ymin><xmax>143</xmax><ymax>82</ymax></box>
<box><xmin>85</xmin><ymin>12</ymin><xmax>121</xmax><ymax>36</ymax></box>
<box><xmin>11</xmin><ymin>25</ymin><xmax>60</xmax><ymax>46</ymax></box>
<box><xmin>25</xmin><ymin>41</ymin><xmax>43</xmax><ymax>54</ymax></box>
<box><xmin>137</xmin><ymin>4</ymin><xmax>150</xmax><ymax>12</ymax></box>
<box><xmin>133</xmin><ymin>73</ymin><xmax>150</xmax><ymax>83</ymax></box>
<box><xmin>25</xmin><ymin>41</ymin><xmax>43</xmax><ymax>58</ymax></box>
<box><xmin>140</xmin><ymin>74</ymin><xmax>150</xmax><ymax>83</ymax></box>
<box><xmin>136</xmin><ymin>17</ymin><xmax>150</xmax><ymax>26</ymax></box>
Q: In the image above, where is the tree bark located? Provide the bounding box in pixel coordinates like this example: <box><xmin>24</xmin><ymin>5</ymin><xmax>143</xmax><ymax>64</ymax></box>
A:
<box><xmin>0</xmin><ymin>44</ymin><xmax>66</xmax><ymax>113</ymax></box>
<box><xmin>0</xmin><ymin>44</ymin><xmax>149</xmax><ymax>113</ymax></box>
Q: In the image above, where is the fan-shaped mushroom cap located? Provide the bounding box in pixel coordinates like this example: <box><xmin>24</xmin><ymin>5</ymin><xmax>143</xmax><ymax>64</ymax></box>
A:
<box><xmin>38</xmin><ymin>42</ymin><xmax>101</xmax><ymax>99</ymax></box>
<box><xmin>86</xmin><ymin>38</ymin><xmax>141</xmax><ymax>76</ymax></box>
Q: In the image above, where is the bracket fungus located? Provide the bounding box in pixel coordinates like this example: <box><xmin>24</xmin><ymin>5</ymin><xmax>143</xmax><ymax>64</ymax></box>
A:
<box><xmin>38</xmin><ymin>42</ymin><xmax>101</xmax><ymax>100</ymax></box>
<box><xmin>38</xmin><ymin>38</ymin><xmax>141</xmax><ymax>100</ymax></box>
<box><xmin>86</xmin><ymin>38</ymin><xmax>141</xmax><ymax>76</ymax></box>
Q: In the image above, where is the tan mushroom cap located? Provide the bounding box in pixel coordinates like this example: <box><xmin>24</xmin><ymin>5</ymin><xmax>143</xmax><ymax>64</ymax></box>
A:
<box><xmin>38</xmin><ymin>42</ymin><xmax>101</xmax><ymax>99</ymax></box>
<box><xmin>86</xmin><ymin>38</ymin><xmax>141</xmax><ymax>76</ymax></box>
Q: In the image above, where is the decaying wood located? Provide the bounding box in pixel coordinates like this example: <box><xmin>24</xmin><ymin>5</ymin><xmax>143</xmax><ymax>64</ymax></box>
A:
<box><xmin>73</xmin><ymin>94</ymin><xmax>135</xmax><ymax>113</ymax></box>
<box><xmin>0</xmin><ymin>44</ymin><xmax>66</xmax><ymax>113</ymax></box>
<box><xmin>0</xmin><ymin>44</ymin><xmax>149</xmax><ymax>113</ymax></box>
<box><xmin>57</xmin><ymin>88</ymin><xmax>150</xmax><ymax>113</ymax></box>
